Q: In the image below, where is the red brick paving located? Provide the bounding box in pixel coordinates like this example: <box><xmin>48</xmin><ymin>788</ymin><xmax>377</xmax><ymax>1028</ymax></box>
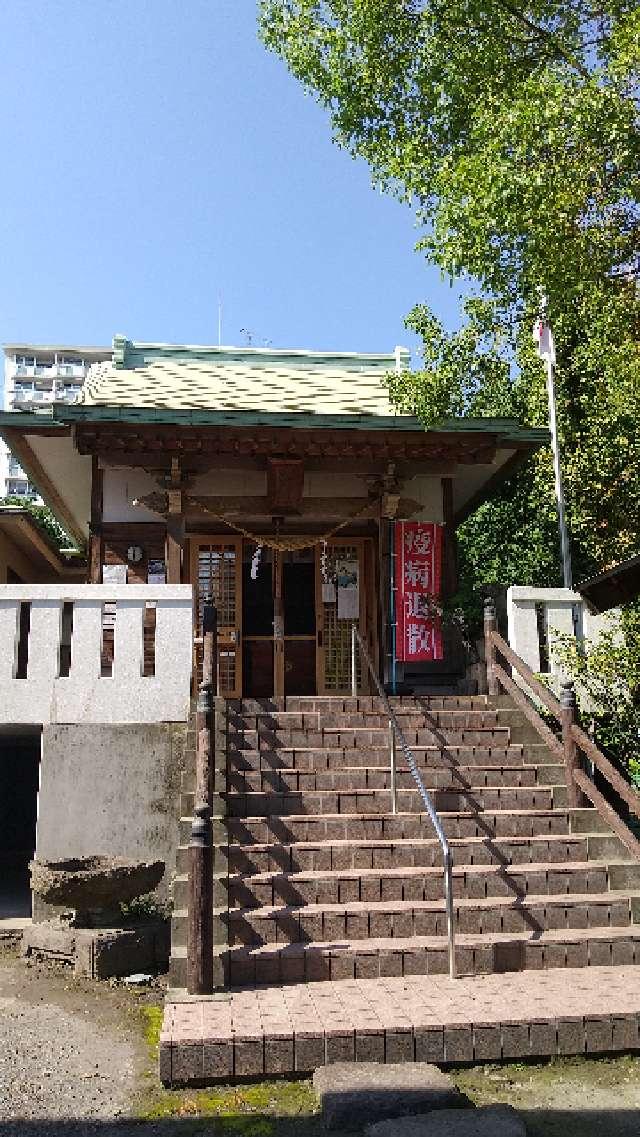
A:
<box><xmin>160</xmin><ymin>965</ymin><xmax>640</xmax><ymax>1084</ymax></box>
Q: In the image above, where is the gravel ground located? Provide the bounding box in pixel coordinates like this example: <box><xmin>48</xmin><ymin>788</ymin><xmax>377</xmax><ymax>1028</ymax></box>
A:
<box><xmin>0</xmin><ymin>948</ymin><xmax>164</xmax><ymax>1136</ymax></box>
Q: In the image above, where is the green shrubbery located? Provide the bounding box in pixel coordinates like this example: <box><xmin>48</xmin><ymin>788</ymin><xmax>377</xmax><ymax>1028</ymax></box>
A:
<box><xmin>552</xmin><ymin>604</ymin><xmax>640</xmax><ymax>789</ymax></box>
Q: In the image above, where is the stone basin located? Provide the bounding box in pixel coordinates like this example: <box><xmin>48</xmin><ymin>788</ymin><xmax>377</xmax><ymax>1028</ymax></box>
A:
<box><xmin>29</xmin><ymin>856</ymin><xmax>164</xmax><ymax>916</ymax></box>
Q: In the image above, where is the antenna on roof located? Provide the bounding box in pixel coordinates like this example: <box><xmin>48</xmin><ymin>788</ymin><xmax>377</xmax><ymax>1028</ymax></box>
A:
<box><xmin>217</xmin><ymin>296</ymin><xmax>223</xmax><ymax>347</ymax></box>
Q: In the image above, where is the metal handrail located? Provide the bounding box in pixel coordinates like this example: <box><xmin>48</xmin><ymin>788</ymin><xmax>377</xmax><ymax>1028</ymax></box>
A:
<box><xmin>350</xmin><ymin>623</ymin><xmax>457</xmax><ymax>979</ymax></box>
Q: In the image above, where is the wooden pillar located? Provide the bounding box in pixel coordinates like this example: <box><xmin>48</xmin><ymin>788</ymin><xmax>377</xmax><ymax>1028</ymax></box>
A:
<box><xmin>378</xmin><ymin>512</ymin><xmax>390</xmax><ymax>687</ymax></box>
<box><xmin>88</xmin><ymin>456</ymin><xmax>103</xmax><ymax>583</ymax></box>
<box><xmin>273</xmin><ymin>548</ymin><xmax>285</xmax><ymax>697</ymax></box>
<box><xmin>483</xmin><ymin>597</ymin><xmax>500</xmax><ymax>696</ymax></box>
<box><xmin>560</xmin><ymin>680</ymin><xmax>582</xmax><ymax>808</ymax></box>
<box><xmin>165</xmin><ymin>456</ymin><xmax>184</xmax><ymax>584</ymax></box>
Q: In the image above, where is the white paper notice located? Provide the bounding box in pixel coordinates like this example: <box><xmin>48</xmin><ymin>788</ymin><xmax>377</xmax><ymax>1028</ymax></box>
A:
<box><xmin>322</xmin><ymin>579</ymin><xmax>336</xmax><ymax>603</ymax></box>
<box><xmin>102</xmin><ymin>563</ymin><xmax>127</xmax><ymax>584</ymax></box>
<box><xmin>336</xmin><ymin>560</ymin><xmax>359</xmax><ymax>620</ymax></box>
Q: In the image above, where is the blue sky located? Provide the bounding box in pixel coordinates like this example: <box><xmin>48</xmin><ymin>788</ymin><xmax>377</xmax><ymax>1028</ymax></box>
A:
<box><xmin>0</xmin><ymin>1</ymin><xmax>460</xmax><ymax>358</ymax></box>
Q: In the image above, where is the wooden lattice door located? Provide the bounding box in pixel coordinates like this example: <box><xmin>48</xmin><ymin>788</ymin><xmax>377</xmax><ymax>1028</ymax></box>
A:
<box><xmin>315</xmin><ymin>537</ymin><xmax>377</xmax><ymax>694</ymax></box>
<box><xmin>190</xmin><ymin>537</ymin><xmax>242</xmax><ymax>698</ymax></box>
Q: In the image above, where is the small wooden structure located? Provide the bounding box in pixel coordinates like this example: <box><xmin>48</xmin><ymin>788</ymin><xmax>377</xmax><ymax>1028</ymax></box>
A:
<box><xmin>578</xmin><ymin>555</ymin><xmax>640</xmax><ymax>613</ymax></box>
<box><xmin>0</xmin><ymin>338</ymin><xmax>548</xmax><ymax>697</ymax></box>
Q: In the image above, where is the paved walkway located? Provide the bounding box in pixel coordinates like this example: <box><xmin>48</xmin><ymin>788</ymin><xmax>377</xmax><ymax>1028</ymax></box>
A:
<box><xmin>161</xmin><ymin>965</ymin><xmax>640</xmax><ymax>1085</ymax></box>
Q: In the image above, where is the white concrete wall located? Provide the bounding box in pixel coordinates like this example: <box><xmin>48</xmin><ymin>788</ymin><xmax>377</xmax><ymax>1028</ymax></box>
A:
<box><xmin>507</xmin><ymin>585</ymin><xmax>621</xmax><ymax>688</ymax></box>
<box><xmin>36</xmin><ymin>722</ymin><xmax>185</xmax><ymax>897</ymax></box>
<box><xmin>0</xmin><ymin>584</ymin><xmax>193</xmax><ymax>725</ymax></box>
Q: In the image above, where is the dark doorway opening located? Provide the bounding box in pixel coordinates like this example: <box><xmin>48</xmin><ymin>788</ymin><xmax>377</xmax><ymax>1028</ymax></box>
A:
<box><xmin>242</xmin><ymin>546</ymin><xmax>275</xmax><ymax>698</ymax></box>
<box><xmin>283</xmin><ymin>553</ymin><xmax>316</xmax><ymax>695</ymax></box>
<box><xmin>0</xmin><ymin>731</ymin><xmax>41</xmax><ymax>918</ymax></box>
<box><xmin>241</xmin><ymin>545</ymin><xmax>317</xmax><ymax>696</ymax></box>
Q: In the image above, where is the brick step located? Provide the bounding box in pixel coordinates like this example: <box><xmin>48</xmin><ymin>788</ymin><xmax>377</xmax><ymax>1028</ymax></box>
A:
<box><xmin>222</xmin><ymin>743</ymin><xmax>556</xmax><ymax>773</ymax></box>
<box><xmin>222</xmin><ymin>763</ymin><xmax>564</xmax><ymax>795</ymax></box>
<box><xmin>175</xmin><ymin>830</ymin><xmax>627</xmax><ymax>875</ymax></box>
<box><xmin>228</xmin><ymin>695</ymin><xmax>493</xmax><ymax>714</ymax></box>
<box><xmin>181</xmin><ymin>806</ymin><xmax>608</xmax><ymax>845</ymax></box>
<box><xmin>222</xmin><ymin>784</ymin><xmax>567</xmax><ymax>818</ymax></box>
<box><xmin>181</xmin><ymin>766</ymin><xmax>564</xmax><ymax>817</ymax></box>
<box><xmin>172</xmin><ymin>859</ymin><xmax>640</xmax><ymax>910</ymax></box>
<box><xmin>228</xmin><ymin>710</ymin><xmax>504</xmax><ymax>731</ymax></box>
<box><xmin>168</xmin><ymin>926</ymin><xmax>640</xmax><ymax>990</ymax></box>
<box><xmin>229</xmin><ymin>727</ymin><xmax>513</xmax><ymax>749</ymax></box>
<box><xmin>204</xmin><ymin>890</ymin><xmax>640</xmax><ymax>947</ymax></box>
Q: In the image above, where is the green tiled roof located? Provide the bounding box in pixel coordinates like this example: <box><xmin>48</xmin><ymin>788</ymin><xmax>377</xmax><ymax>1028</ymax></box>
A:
<box><xmin>80</xmin><ymin>337</ymin><xmax>411</xmax><ymax>418</ymax></box>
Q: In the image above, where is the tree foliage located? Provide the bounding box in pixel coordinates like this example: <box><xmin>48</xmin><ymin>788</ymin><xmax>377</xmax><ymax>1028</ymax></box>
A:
<box><xmin>260</xmin><ymin>0</ymin><xmax>640</xmax><ymax>589</ymax></box>
<box><xmin>551</xmin><ymin>604</ymin><xmax>640</xmax><ymax>789</ymax></box>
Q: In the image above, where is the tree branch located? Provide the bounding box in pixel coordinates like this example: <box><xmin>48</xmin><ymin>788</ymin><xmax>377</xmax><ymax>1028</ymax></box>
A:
<box><xmin>490</xmin><ymin>0</ymin><xmax>592</xmax><ymax>80</ymax></box>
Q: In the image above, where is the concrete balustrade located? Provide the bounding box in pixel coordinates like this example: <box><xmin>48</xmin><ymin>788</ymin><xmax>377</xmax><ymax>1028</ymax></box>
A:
<box><xmin>0</xmin><ymin>585</ymin><xmax>193</xmax><ymax>724</ymax></box>
<box><xmin>506</xmin><ymin>585</ymin><xmax>620</xmax><ymax>678</ymax></box>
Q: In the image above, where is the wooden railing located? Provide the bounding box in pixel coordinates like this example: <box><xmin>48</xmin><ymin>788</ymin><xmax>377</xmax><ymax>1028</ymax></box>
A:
<box><xmin>484</xmin><ymin>598</ymin><xmax>640</xmax><ymax>860</ymax></box>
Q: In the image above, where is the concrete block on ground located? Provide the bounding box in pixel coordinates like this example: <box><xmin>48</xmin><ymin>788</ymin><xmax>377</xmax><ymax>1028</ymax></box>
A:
<box><xmin>21</xmin><ymin>919</ymin><xmax>169</xmax><ymax>978</ymax></box>
<box><xmin>313</xmin><ymin>1062</ymin><xmax>466</xmax><ymax>1130</ymax></box>
<box><xmin>366</xmin><ymin>1104</ymin><xmax>525</xmax><ymax>1137</ymax></box>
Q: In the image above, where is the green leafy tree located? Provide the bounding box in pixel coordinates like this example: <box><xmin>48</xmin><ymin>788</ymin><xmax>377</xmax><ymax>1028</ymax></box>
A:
<box><xmin>260</xmin><ymin>1</ymin><xmax>640</xmax><ymax>598</ymax></box>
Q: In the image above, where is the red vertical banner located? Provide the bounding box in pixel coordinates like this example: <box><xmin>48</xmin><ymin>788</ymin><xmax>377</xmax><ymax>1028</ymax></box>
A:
<box><xmin>395</xmin><ymin>521</ymin><xmax>444</xmax><ymax>662</ymax></box>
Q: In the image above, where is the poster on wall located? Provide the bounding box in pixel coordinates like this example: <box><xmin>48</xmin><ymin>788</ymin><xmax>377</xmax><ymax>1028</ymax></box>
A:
<box><xmin>336</xmin><ymin>560</ymin><xmax>359</xmax><ymax>620</ymax></box>
<box><xmin>147</xmin><ymin>558</ymin><xmax>166</xmax><ymax>584</ymax></box>
<box><xmin>394</xmin><ymin>521</ymin><xmax>444</xmax><ymax>661</ymax></box>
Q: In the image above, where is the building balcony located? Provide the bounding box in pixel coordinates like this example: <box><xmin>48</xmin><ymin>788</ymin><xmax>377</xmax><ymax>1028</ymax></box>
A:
<box><xmin>5</xmin><ymin>479</ymin><xmax>38</xmax><ymax>498</ymax></box>
<box><xmin>12</xmin><ymin>390</ymin><xmax>55</xmax><ymax>407</ymax></box>
<box><xmin>0</xmin><ymin>585</ymin><xmax>193</xmax><ymax>725</ymax></box>
<box><xmin>53</xmin><ymin>385</ymin><xmax>82</xmax><ymax>403</ymax></box>
<box><xmin>14</xmin><ymin>363</ymin><xmax>86</xmax><ymax>380</ymax></box>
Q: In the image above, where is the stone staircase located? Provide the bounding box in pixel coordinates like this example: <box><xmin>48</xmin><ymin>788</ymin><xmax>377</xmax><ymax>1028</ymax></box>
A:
<box><xmin>168</xmin><ymin>693</ymin><xmax>640</xmax><ymax>991</ymax></box>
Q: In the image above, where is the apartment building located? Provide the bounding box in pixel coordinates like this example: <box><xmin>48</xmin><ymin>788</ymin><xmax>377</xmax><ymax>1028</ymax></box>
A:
<box><xmin>1</xmin><ymin>344</ymin><xmax>110</xmax><ymax>499</ymax></box>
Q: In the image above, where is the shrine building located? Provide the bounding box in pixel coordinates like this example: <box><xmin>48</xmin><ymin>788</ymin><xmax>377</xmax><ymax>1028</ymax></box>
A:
<box><xmin>0</xmin><ymin>336</ymin><xmax>547</xmax><ymax>697</ymax></box>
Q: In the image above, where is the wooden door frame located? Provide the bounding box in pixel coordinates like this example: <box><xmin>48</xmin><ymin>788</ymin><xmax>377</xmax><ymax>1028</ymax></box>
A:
<box><xmin>189</xmin><ymin>534</ymin><xmax>243</xmax><ymax>699</ymax></box>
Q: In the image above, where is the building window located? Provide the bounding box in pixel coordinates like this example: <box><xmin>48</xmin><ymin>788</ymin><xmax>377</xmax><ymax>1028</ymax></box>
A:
<box><xmin>13</xmin><ymin>383</ymin><xmax>35</xmax><ymax>401</ymax></box>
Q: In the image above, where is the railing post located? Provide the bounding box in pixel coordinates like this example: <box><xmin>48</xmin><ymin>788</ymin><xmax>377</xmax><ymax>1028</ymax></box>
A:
<box><xmin>187</xmin><ymin>803</ymin><xmax>214</xmax><ymax>994</ymax></box>
<box><xmin>389</xmin><ymin>721</ymin><xmax>398</xmax><ymax>814</ymax></box>
<box><xmin>203</xmin><ymin>602</ymin><xmax>218</xmax><ymax>698</ymax></box>
<box><xmin>350</xmin><ymin>621</ymin><xmax>357</xmax><ymax>699</ymax></box>
<box><xmin>483</xmin><ymin>597</ymin><xmax>500</xmax><ymax>696</ymax></box>
<box><xmin>443</xmin><ymin>848</ymin><xmax>456</xmax><ymax>980</ymax></box>
<box><xmin>195</xmin><ymin>605</ymin><xmax>216</xmax><ymax>807</ymax></box>
<box><xmin>560</xmin><ymin>680</ymin><xmax>581</xmax><ymax>809</ymax></box>
<box><xmin>188</xmin><ymin>603</ymin><xmax>216</xmax><ymax>995</ymax></box>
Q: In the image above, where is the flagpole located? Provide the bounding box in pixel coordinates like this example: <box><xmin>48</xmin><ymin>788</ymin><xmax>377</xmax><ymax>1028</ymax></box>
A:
<box><xmin>545</xmin><ymin>349</ymin><xmax>573</xmax><ymax>590</ymax></box>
